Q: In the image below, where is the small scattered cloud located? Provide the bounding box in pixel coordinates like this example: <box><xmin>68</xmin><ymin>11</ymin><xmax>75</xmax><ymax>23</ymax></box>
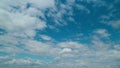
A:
<box><xmin>109</xmin><ymin>20</ymin><xmax>120</xmax><ymax>29</ymax></box>
<box><xmin>60</xmin><ymin>48</ymin><xmax>72</xmax><ymax>54</ymax></box>
<box><xmin>94</xmin><ymin>29</ymin><xmax>110</xmax><ymax>37</ymax></box>
<box><xmin>40</xmin><ymin>35</ymin><xmax>52</xmax><ymax>41</ymax></box>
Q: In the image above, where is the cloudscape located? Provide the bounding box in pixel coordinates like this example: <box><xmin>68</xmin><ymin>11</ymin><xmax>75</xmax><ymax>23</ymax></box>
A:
<box><xmin>0</xmin><ymin>0</ymin><xmax>120</xmax><ymax>68</ymax></box>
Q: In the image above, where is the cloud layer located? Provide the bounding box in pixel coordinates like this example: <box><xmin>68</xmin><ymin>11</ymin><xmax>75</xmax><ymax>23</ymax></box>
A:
<box><xmin>0</xmin><ymin>0</ymin><xmax>120</xmax><ymax>68</ymax></box>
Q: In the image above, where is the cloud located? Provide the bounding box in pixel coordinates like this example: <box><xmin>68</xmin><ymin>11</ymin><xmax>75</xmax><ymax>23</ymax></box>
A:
<box><xmin>26</xmin><ymin>0</ymin><xmax>55</xmax><ymax>9</ymax></box>
<box><xmin>44</xmin><ymin>0</ymin><xmax>91</xmax><ymax>27</ymax></box>
<box><xmin>0</xmin><ymin>0</ymin><xmax>49</xmax><ymax>43</ymax></box>
<box><xmin>109</xmin><ymin>20</ymin><xmax>120</xmax><ymax>29</ymax></box>
<box><xmin>94</xmin><ymin>29</ymin><xmax>110</xmax><ymax>37</ymax></box>
<box><xmin>99</xmin><ymin>0</ymin><xmax>120</xmax><ymax>30</ymax></box>
<box><xmin>0</xmin><ymin>0</ymin><xmax>55</xmax><ymax>65</ymax></box>
<box><xmin>100</xmin><ymin>16</ymin><xmax>120</xmax><ymax>29</ymax></box>
<box><xmin>54</xmin><ymin>41</ymin><xmax>120</xmax><ymax>68</ymax></box>
<box><xmin>40</xmin><ymin>35</ymin><xmax>52</xmax><ymax>41</ymax></box>
<box><xmin>22</xmin><ymin>40</ymin><xmax>61</xmax><ymax>57</ymax></box>
<box><xmin>0</xmin><ymin>1</ymin><xmax>47</xmax><ymax>32</ymax></box>
<box><xmin>2</xmin><ymin>58</ymin><xmax>43</xmax><ymax>65</ymax></box>
<box><xmin>1</xmin><ymin>39</ymin><xmax>120</xmax><ymax>68</ymax></box>
<box><xmin>0</xmin><ymin>0</ymin><xmax>55</xmax><ymax>37</ymax></box>
<box><xmin>60</xmin><ymin>48</ymin><xmax>72</xmax><ymax>53</ymax></box>
<box><xmin>0</xmin><ymin>0</ymin><xmax>120</xmax><ymax>68</ymax></box>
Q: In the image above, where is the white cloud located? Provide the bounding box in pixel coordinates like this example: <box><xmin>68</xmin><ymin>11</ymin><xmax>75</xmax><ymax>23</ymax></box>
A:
<box><xmin>92</xmin><ymin>39</ymin><xmax>110</xmax><ymax>50</ymax></box>
<box><xmin>100</xmin><ymin>15</ymin><xmax>120</xmax><ymax>29</ymax></box>
<box><xmin>44</xmin><ymin>0</ymin><xmax>75</xmax><ymax>26</ymax></box>
<box><xmin>56</xmin><ymin>42</ymin><xmax>91</xmax><ymax>58</ymax></box>
<box><xmin>109</xmin><ymin>20</ymin><xmax>120</xmax><ymax>29</ymax></box>
<box><xmin>0</xmin><ymin>39</ymin><xmax>120</xmax><ymax>68</ymax></box>
<box><xmin>94</xmin><ymin>29</ymin><xmax>110</xmax><ymax>37</ymax></box>
<box><xmin>0</xmin><ymin>0</ymin><xmax>55</xmax><ymax>64</ymax></box>
<box><xmin>24</xmin><ymin>40</ymin><xmax>61</xmax><ymax>56</ymax></box>
<box><xmin>0</xmin><ymin>56</ymin><xmax>9</xmax><ymax>59</ymax></box>
<box><xmin>75</xmin><ymin>4</ymin><xmax>90</xmax><ymax>13</ymax></box>
<box><xmin>40</xmin><ymin>35</ymin><xmax>52</xmax><ymax>41</ymax></box>
<box><xmin>3</xmin><ymin>58</ymin><xmax>43</xmax><ymax>65</ymax></box>
<box><xmin>99</xmin><ymin>0</ymin><xmax>120</xmax><ymax>30</ymax></box>
<box><xmin>0</xmin><ymin>8</ymin><xmax>46</xmax><ymax>32</ymax></box>
<box><xmin>114</xmin><ymin>44</ymin><xmax>120</xmax><ymax>50</ymax></box>
<box><xmin>27</xmin><ymin>0</ymin><xmax>55</xmax><ymax>9</ymax></box>
<box><xmin>0</xmin><ymin>0</ymin><xmax>55</xmax><ymax>40</ymax></box>
<box><xmin>57</xmin><ymin>42</ymin><xmax>89</xmax><ymax>52</ymax></box>
<box><xmin>0</xmin><ymin>0</ymin><xmax>55</xmax><ymax>31</ymax></box>
<box><xmin>60</xmin><ymin>48</ymin><xmax>72</xmax><ymax>53</ymax></box>
<box><xmin>0</xmin><ymin>34</ymin><xmax>18</xmax><ymax>45</ymax></box>
<box><xmin>0</xmin><ymin>46</ymin><xmax>22</xmax><ymax>53</ymax></box>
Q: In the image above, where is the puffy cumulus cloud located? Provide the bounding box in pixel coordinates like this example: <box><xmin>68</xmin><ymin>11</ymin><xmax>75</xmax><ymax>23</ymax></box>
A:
<box><xmin>54</xmin><ymin>42</ymin><xmax>120</xmax><ymax>68</ymax></box>
<box><xmin>0</xmin><ymin>0</ymin><xmax>55</xmax><ymax>30</ymax></box>
<box><xmin>0</xmin><ymin>0</ymin><xmax>49</xmax><ymax>32</ymax></box>
<box><xmin>58</xmin><ymin>42</ymin><xmax>90</xmax><ymax>54</ymax></box>
<box><xmin>0</xmin><ymin>12</ymin><xmax>46</xmax><ymax>32</ymax></box>
<box><xmin>91</xmin><ymin>39</ymin><xmax>111</xmax><ymax>51</ymax></box>
<box><xmin>60</xmin><ymin>48</ymin><xmax>72</xmax><ymax>53</ymax></box>
<box><xmin>0</xmin><ymin>0</ymin><xmax>55</xmax><ymax>65</ymax></box>
<box><xmin>52</xmin><ymin>42</ymin><xmax>120</xmax><ymax>68</ymax></box>
<box><xmin>0</xmin><ymin>0</ymin><xmax>50</xmax><ymax>45</ymax></box>
<box><xmin>0</xmin><ymin>0</ymin><xmax>55</xmax><ymax>39</ymax></box>
<box><xmin>0</xmin><ymin>0</ymin><xmax>54</xmax><ymax>55</ymax></box>
<box><xmin>24</xmin><ymin>40</ymin><xmax>61</xmax><ymax>56</ymax></box>
<box><xmin>91</xmin><ymin>29</ymin><xmax>112</xmax><ymax>51</ymax></box>
<box><xmin>1</xmin><ymin>39</ymin><xmax>120</xmax><ymax>68</ymax></box>
<box><xmin>20</xmin><ymin>41</ymin><xmax>89</xmax><ymax>59</ymax></box>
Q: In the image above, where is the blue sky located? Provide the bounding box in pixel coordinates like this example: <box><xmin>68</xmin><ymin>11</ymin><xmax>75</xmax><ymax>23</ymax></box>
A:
<box><xmin>0</xmin><ymin>0</ymin><xmax>120</xmax><ymax>68</ymax></box>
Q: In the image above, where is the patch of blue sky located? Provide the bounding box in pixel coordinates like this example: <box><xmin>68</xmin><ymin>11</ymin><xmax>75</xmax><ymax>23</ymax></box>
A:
<box><xmin>0</xmin><ymin>28</ymin><xmax>7</xmax><ymax>35</ymax></box>
<box><xmin>0</xmin><ymin>52</ymin><xmax>11</xmax><ymax>56</ymax></box>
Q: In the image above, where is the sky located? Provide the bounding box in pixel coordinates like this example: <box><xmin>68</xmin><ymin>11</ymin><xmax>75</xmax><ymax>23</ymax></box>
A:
<box><xmin>0</xmin><ymin>0</ymin><xmax>120</xmax><ymax>68</ymax></box>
